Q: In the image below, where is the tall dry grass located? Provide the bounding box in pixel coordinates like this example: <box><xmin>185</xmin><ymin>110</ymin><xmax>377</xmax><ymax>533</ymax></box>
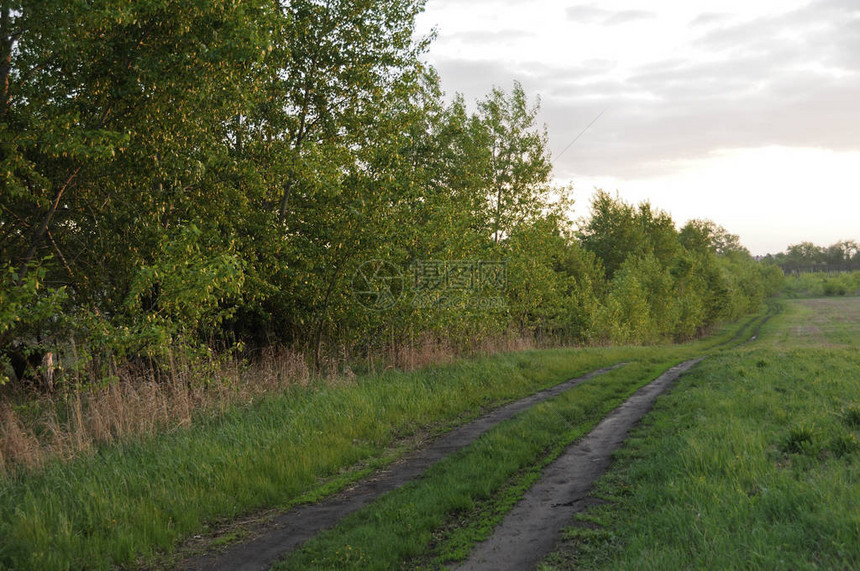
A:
<box><xmin>0</xmin><ymin>333</ymin><xmax>539</xmax><ymax>477</ymax></box>
<box><xmin>0</xmin><ymin>347</ymin><xmax>310</xmax><ymax>476</ymax></box>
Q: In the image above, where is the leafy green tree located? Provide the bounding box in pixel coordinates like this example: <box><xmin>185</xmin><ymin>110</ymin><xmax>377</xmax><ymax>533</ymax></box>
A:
<box><xmin>824</xmin><ymin>240</ymin><xmax>859</xmax><ymax>265</ymax></box>
<box><xmin>504</xmin><ymin>215</ymin><xmax>570</xmax><ymax>338</ymax></box>
<box><xmin>578</xmin><ymin>190</ymin><xmax>646</xmax><ymax>279</ymax></box>
<box><xmin>1</xmin><ymin>0</ymin><xmax>279</xmax><ymax>372</ymax></box>
<box><xmin>679</xmin><ymin>219</ymin><xmax>746</xmax><ymax>256</ymax></box>
<box><xmin>477</xmin><ymin>81</ymin><xmax>553</xmax><ymax>243</ymax></box>
<box><xmin>785</xmin><ymin>242</ymin><xmax>825</xmax><ymax>267</ymax></box>
<box><xmin>228</xmin><ymin>0</ymin><xmax>433</xmax><ymax>355</ymax></box>
<box><xmin>579</xmin><ymin>191</ymin><xmax>680</xmax><ymax>280</ymax></box>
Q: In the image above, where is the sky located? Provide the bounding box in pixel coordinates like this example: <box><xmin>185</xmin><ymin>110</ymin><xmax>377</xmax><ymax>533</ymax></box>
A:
<box><xmin>413</xmin><ymin>0</ymin><xmax>860</xmax><ymax>256</ymax></box>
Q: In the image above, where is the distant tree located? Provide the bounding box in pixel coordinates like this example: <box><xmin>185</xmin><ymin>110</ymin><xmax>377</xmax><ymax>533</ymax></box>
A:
<box><xmin>785</xmin><ymin>242</ymin><xmax>825</xmax><ymax>266</ymax></box>
<box><xmin>824</xmin><ymin>240</ymin><xmax>859</xmax><ymax>265</ymax></box>
<box><xmin>679</xmin><ymin>219</ymin><xmax>746</xmax><ymax>256</ymax></box>
<box><xmin>578</xmin><ymin>190</ymin><xmax>645</xmax><ymax>279</ymax></box>
<box><xmin>579</xmin><ymin>191</ymin><xmax>680</xmax><ymax>279</ymax></box>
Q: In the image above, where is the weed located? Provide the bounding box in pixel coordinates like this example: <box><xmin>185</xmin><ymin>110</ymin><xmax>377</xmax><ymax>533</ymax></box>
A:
<box><xmin>828</xmin><ymin>432</ymin><xmax>858</xmax><ymax>458</ymax></box>
<box><xmin>841</xmin><ymin>405</ymin><xmax>860</xmax><ymax>428</ymax></box>
<box><xmin>782</xmin><ymin>424</ymin><xmax>816</xmax><ymax>455</ymax></box>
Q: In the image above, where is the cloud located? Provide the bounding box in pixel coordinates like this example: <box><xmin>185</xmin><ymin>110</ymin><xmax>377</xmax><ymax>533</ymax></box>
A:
<box><xmin>689</xmin><ymin>12</ymin><xmax>732</xmax><ymax>27</ymax></box>
<box><xmin>565</xmin><ymin>5</ymin><xmax>609</xmax><ymax>23</ymax></box>
<box><xmin>431</xmin><ymin>57</ymin><xmax>614</xmax><ymax>104</ymax></box>
<box><xmin>604</xmin><ymin>11</ymin><xmax>655</xmax><ymax>25</ymax></box>
<box><xmin>424</xmin><ymin>0</ymin><xmax>860</xmax><ymax>181</ymax></box>
<box><xmin>551</xmin><ymin>0</ymin><xmax>860</xmax><ymax>178</ymax></box>
<box><xmin>545</xmin><ymin>68</ymin><xmax>860</xmax><ymax>179</ymax></box>
<box><xmin>445</xmin><ymin>29</ymin><xmax>534</xmax><ymax>45</ymax></box>
<box><xmin>566</xmin><ymin>4</ymin><xmax>655</xmax><ymax>26</ymax></box>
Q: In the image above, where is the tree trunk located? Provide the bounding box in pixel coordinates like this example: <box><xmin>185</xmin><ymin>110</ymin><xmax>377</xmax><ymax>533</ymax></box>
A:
<box><xmin>0</xmin><ymin>4</ymin><xmax>12</xmax><ymax>120</ymax></box>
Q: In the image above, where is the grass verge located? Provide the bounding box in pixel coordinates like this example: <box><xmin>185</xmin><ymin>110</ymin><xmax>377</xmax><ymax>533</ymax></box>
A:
<box><xmin>541</xmin><ymin>297</ymin><xmax>860</xmax><ymax>569</ymax></box>
<box><xmin>0</xmin><ymin>346</ymin><xmax>639</xmax><ymax>569</ymax></box>
<box><xmin>272</xmin><ymin>357</ymin><xmax>686</xmax><ymax>571</ymax></box>
<box><xmin>0</xmin><ymin>311</ymin><xmax>761</xmax><ymax>570</ymax></box>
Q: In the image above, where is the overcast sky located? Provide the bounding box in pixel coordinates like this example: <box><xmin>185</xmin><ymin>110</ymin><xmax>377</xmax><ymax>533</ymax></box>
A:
<box><xmin>414</xmin><ymin>0</ymin><xmax>860</xmax><ymax>255</ymax></box>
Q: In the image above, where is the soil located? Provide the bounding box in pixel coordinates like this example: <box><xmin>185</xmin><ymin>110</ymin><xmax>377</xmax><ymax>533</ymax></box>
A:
<box><xmin>454</xmin><ymin>358</ymin><xmax>704</xmax><ymax>571</ymax></box>
<box><xmin>176</xmin><ymin>363</ymin><xmax>625</xmax><ymax>571</ymax></box>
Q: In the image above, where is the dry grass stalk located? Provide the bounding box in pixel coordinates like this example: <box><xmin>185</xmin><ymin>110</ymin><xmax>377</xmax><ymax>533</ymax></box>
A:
<box><xmin>0</xmin><ymin>404</ymin><xmax>42</xmax><ymax>474</ymax></box>
<box><xmin>0</xmin><ymin>347</ymin><xmax>313</xmax><ymax>476</ymax></box>
<box><xmin>0</xmin><ymin>332</ymin><xmax>540</xmax><ymax>477</ymax></box>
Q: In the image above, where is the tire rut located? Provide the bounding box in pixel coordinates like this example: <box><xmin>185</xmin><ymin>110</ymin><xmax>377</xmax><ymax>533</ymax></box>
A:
<box><xmin>455</xmin><ymin>358</ymin><xmax>704</xmax><ymax>571</ymax></box>
<box><xmin>176</xmin><ymin>363</ymin><xmax>626</xmax><ymax>571</ymax></box>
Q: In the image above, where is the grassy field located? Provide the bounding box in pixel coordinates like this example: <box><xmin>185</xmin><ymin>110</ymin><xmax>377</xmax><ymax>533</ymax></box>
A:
<box><xmin>542</xmin><ymin>296</ymin><xmax>860</xmax><ymax>569</ymax></box>
<box><xmin>273</xmin><ymin>358</ymin><xmax>682</xmax><ymax>570</ymax></box>
<box><xmin>0</xmin><ymin>314</ymin><xmax>763</xmax><ymax>571</ymax></box>
<box><xmin>265</xmin><ymin>314</ymin><xmax>772</xmax><ymax>570</ymax></box>
<box><xmin>781</xmin><ymin>270</ymin><xmax>860</xmax><ymax>298</ymax></box>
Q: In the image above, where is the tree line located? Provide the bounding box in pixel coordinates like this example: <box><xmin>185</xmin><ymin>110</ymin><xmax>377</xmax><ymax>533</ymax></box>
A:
<box><xmin>0</xmin><ymin>0</ymin><xmax>780</xmax><ymax>389</ymax></box>
<box><xmin>763</xmin><ymin>240</ymin><xmax>860</xmax><ymax>274</ymax></box>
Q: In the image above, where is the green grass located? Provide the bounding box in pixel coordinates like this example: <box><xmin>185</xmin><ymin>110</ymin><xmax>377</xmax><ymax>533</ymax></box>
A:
<box><xmin>782</xmin><ymin>270</ymin><xmax>860</xmax><ymax>298</ymax></box>
<box><xmin>0</xmin><ymin>310</ymin><xmax>762</xmax><ymax>570</ymax></box>
<box><xmin>268</xmin><ymin>315</ymin><xmax>768</xmax><ymax>570</ymax></box>
<box><xmin>272</xmin><ymin>358</ymin><xmax>683</xmax><ymax>571</ymax></box>
<box><xmin>541</xmin><ymin>296</ymin><xmax>860</xmax><ymax>570</ymax></box>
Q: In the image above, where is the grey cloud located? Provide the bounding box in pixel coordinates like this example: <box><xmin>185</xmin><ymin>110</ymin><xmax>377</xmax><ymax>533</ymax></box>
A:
<box><xmin>689</xmin><ymin>12</ymin><xmax>732</xmax><ymax>27</ymax></box>
<box><xmin>694</xmin><ymin>3</ymin><xmax>859</xmax><ymax>74</ymax></box>
<box><xmin>445</xmin><ymin>29</ymin><xmax>534</xmax><ymax>44</ymax></box>
<box><xmin>427</xmin><ymin>0</ymin><xmax>860</xmax><ymax>181</ymax></box>
<box><xmin>545</xmin><ymin>69</ymin><xmax>860</xmax><ymax>179</ymax></box>
<box><xmin>431</xmin><ymin>56</ymin><xmax>614</xmax><ymax>104</ymax></box>
<box><xmin>565</xmin><ymin>5</ymin><xmax>610</xmax><ymax>23</ymax></box>
<box><xmin>431</xmin><ymin>58</ymin><xmax>549</xmax><ymax>105</ymax></box>
<box><xmin>604</xmin><ymin>11</ymin><xmax>655</xmax><ymax>25</ymax></box>
<box><xmin>566</xmin><ymin>4</ymin><xmax>655</xmax><ymax>26</ymax></box>
<box><xmin>539</xmin><ymin>26</ymin><xmax>860</xmax><ymax>179</ymax></box>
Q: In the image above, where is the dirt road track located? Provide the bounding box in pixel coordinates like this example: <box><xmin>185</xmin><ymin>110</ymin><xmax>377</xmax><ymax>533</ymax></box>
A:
<box><xmin>178</xmin><ymin>363</ymin><xmax>625</xmax><ymax>571</ymax></box>
<box><xmin>455</xmin><ymin>358</ymin><xmax>704</xmax><ymax>571</ymax></box>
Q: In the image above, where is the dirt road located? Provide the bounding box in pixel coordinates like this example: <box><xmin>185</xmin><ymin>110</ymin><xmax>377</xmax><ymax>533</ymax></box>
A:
<box><xmin>179</xmin><ymin>364</ymin><xmax>625</xmax><ymax>571</ymax></box>
<box><xmin>455</xmin><ymin>358</ymin><xmax>703</xmax><ymax>571</ymax></box>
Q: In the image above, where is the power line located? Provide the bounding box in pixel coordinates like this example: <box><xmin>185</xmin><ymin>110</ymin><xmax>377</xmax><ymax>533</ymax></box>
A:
<box><xmin>553</xmin><ymin>107</ymin><xmax>608</xmax><ymax>162</ymax></box>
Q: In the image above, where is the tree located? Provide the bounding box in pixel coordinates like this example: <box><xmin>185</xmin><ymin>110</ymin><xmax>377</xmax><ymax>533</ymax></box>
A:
<box><xmin>578</xmin><ymin>190</ymin><xmax>641</xmax><ymax>279</ymax></box>
<box><xmin>679</xmin><ymin>219</ymin><xmax>746</xmax><ymax>256</ymax></box>
<box><xmin>265</xmin><ymin>0</ymin><xmax>430</xmax><ymax>221</ymax></box>
<box><xmin>824</xmin><ymin>240</ymin><xmax>859</xmax><ymax>265</ymax></box>
<box><xmin>579</xmin><ymin>191</ymin><xmax>680</xmax><ymax>279</ymax></box>
<box><xmin>785</xmin><ymin>242</ymin><xmax>825</xmax><ymax>266</ymax></box>
<box><xmin>477</xmin><ymin>81</ymin><xmax>553</xmax><ymax>243</ymax></box>
<box><xmin>1</xmin><ymin>0</ymin><xmax>279</xmax><ymax>365</ymax></box>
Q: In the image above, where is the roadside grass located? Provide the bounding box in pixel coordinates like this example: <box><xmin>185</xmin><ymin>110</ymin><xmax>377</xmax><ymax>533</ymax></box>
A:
<box><xmin>271</xmin><ymin>312</ymin><xmax>770</xmax><ymax>571</ymax></box>
<box><xmin>541</xmin><ymin>297</ymin><xmax>860</xmax><ymax>570</ymax></box>
<box><xmin>0</xmin><ymin>345</ymin><xmax>674</xmax><ymax>570</ymax></box>
<box><xmin>273</xmin><ymin>358</ymin><xmax>685</xmax><ymax>571</ymax></box>
<box><xmin>0</xmin><ymin>312</ymin><xmax>760</xmax><ymax>570</ymax></box>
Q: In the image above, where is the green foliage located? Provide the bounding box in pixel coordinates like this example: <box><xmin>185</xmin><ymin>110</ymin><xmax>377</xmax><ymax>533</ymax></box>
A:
<box><xmin>764</xmin><ymin>239</ymin><xmax>860</xmax><ymax>272</ymax></box>
<box><xmin>579</xmin><ymin>193</ymin><xmax>774</xmax><ymax>343</ymax></box>
<box><xmin>478</xmin><ymin>81</ymin><xmax>553</xmax><ymax>242</ymax></box>
<box><xmin>0</xmin><ymin>1</ymin><xmax>777</xmax><ymax>389</ymax></box>
<box><xmin>782</xmin><ymin>271</ymin><xmax>860</xmax><ymax>298</ymax></box>
<box><xmin>0</xmin><ymin>260</ymin><xmax>67</xmax><ymax>384</ymax></box>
